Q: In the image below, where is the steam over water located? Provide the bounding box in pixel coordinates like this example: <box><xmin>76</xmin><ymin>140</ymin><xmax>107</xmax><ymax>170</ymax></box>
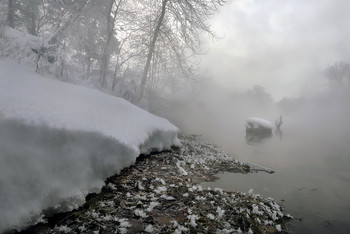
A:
<box><xmin>202</xmin><ymin>119</ymin><xmax>350</xmax><ymax>233</ymax></box>
<box><xmin>158</xmin><ymin>88</ymin><xmax>350</xmax><ymax>234</ymax></box>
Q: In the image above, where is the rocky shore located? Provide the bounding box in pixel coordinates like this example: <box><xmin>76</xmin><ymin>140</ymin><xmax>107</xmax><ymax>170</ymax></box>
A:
<box><xmin>22</xmin><ymin>135</ymin><xmax>291</xmax><ymax>233</ymax></box>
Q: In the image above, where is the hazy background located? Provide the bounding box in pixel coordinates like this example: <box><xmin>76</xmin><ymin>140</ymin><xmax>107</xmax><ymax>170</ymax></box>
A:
<box><xmin>199</xmin><ymin>0</ymin><xmax>350</xmax><ymax>101</ymax></box>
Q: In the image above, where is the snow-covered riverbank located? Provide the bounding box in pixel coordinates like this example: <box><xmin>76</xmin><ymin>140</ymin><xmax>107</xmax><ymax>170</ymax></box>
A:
<box><xmin>0</xmin><ymin>60</ymin><xmax>179</xmax><ymax>233</ymax></box>
<box><xmin>23</xmin><ymin>135</ymin><xmax>291</xmax><ymax>234</ymax></box>
<box><xmin>0</xmin><ymin>59</ymin><xmax>290</xmax><ymax>233</ymax></box>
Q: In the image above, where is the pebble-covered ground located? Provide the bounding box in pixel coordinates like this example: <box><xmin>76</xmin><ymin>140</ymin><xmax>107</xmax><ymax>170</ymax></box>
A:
<box><xmin>23</xmin><ymin>135</ymin><xmax>292</xmax><ymax>233</ymax></box>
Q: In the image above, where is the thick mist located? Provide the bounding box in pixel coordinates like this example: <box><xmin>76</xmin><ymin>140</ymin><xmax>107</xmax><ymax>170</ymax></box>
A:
<box><xmin>154</xmin><ymin>82</ymin><xmax>279</xmax><ymax>152</ymax></box>
<box><xmin>155</xmin><ymin>81</ymin><xmax>350</xmax><ymax>155</ymax></box>
<box><xmin>199</xmin><ymin>0</ymin><xmax>350</xmax><ymax>100</ymax></box>
<box><xmin>154</xmin><ymin>83</ymin><xmax>350</xmax><ymax>233</ymax></box>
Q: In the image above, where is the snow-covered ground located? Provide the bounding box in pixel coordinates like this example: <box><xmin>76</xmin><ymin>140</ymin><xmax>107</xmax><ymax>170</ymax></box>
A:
<box><xmin>0</xmin><ymin>60</ymin><xmax>180</xmax><ymax>232</ymax></box>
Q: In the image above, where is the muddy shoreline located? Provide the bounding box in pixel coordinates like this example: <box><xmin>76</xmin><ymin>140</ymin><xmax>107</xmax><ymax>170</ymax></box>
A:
<box><xmin>19</xmin><ymin>135</ymin><xmax>291</xmax><ymax>233</ymax></box>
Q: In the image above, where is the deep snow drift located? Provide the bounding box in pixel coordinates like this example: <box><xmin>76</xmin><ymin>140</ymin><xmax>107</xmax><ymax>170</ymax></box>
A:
<box><xmin>0</xmin><ymin>60</ymin><xmax>180</xmax><ymax>232</ymax></box>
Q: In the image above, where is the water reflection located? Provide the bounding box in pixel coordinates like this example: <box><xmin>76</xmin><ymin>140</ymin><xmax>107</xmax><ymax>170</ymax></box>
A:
<box><xmin>245</xmin><ymin>131</ymin><xmax>272</xmax><ymax>144</ymax></box>
<box><xmin>274</xmin><ymin>128</ymin><xmax>283</xmax><ymax>141</ymax></box>
<box><xmin>202</xmin><ymin>123</ymin><xmax>350</xmax><ymax>234</ymax></box>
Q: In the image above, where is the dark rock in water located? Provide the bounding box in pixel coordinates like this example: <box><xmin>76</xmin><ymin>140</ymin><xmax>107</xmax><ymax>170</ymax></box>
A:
<box><xmin>245</xmin><ymin>118</ymin><xmax>274</xmax><ymax>144</ymax></box>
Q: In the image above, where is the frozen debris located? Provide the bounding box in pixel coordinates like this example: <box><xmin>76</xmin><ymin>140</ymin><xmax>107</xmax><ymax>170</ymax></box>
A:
<box><xmin>78</xmin><ymin>225</ymin><xmax>86</xmax><ymax>232</ymax></box>
<box><xmin>135</xmin><ymin>194</ymin><xmax>147</xmax><ymax>200</ymax></box>
<box><xmin>217</xmin><ymin>228</ymin><xmax>239</xmax><ymax>234</ymax></box>
<box><xmin>146</xmin><ymin>201</ymin><xmax>160</xmax><ymax>212</ymax></box>
<box><xmin>101</xmin><ymin>215</ymin><xmax>113</xmax><ymax>221</ymax></box>
<box><xmin>118</xmin><ymin>227</ymin><xmax>128</xmax><ymax>234</ymax></box>
<box><xmin>138</xmin><ymin>182</ymin><xmax>145</xmax><ymax>190</ymax></box>
<box><xmin>174</xmin><ymin>225</ymin><xmax>189</xmax><ymax>234</ymax></box>
<box><xmin>160</xmin><ymin>194</ymin><xmax>175</xmax><ymax>200</ymax></box>
<box><xmin>154</xmin><ymin>186</ymin><xmax>167</xmax><ymax>194</ymax></box>
<box><xmin>187</xmin><ymin>214</ymin><xmax>199</xmax><ymax>227</ymax></box>
<box><xmin>86</xmin><ymin>210</ymin><xmax>100</xmax><ymax>219</ymax></box>
<box><xmin>134</xmin><ymin>209</ymin><xmax>148</xmax><ymax>218</ymax></box>
<box><xmin>195</xmin><ymin>196</ymin><xmax>206</xmax><ymax>201</ymax></box>
<box><xmin>172</xmin><ymin>220</ymin><xmax>179</xmax><ymax>228</ymax></box>
<box><xmin>214</xmin><ymin>188</ymin><xmax>224</xmax><ymax>195</ymax></box>
<box><xmin>251</xmin><ymin>204</ymin><xmax>264</xmax><ymax>215</ymax></box>
<box><xmin>155</xmin><ymin>177</ymin><xmax>166</xmax><ymax>185</ymax></box>
<box><xmin>56</xmin><ymin>225</ymin><xmax>72</xmax><ymax>233</ymax></box>
<box><xmin>176</xmin><ymin>160</ymin><xmax>188</xmax><ymax>175</ymax></box>
<box><xmin>207</xmin><ymin>213</ymin><xmax>215</xmax><ymax>220</ymax></box>
<box><xmin>118</xmin><ymin>218</ymin><xmax>131</xmax><ymax>228</ymax></box>
<box><xmin>99</xmin><ymin>200</ymin><xmax>115</xmax><ymax>208</ymax></box>
<box><xmin>145</xmin><ymin>224</ymin><xmax>154</xmax><ymax>233</ymax></box>
<box><xmin>248</xmin><ymin>188</ymin><xmax>254</xmax><ymax>195</ymax></box>
<box><xmin>106</xmin><ymin>183</ymin><xmax>117</xmax><ymax>190</ymax></box>
<box><xmin>276</xmin><ymin>224</ymin><xmax>282</xmax><ymax>232</ymax></box>
<box><xmin>245</xmin><ymin>162</ymin><xmax>274</xmax><ymax>174</ymax></box>
<box><xmin>216</xmin><ymin>206</ymin><xmax>225</xmax><ymax>219</ymax></box>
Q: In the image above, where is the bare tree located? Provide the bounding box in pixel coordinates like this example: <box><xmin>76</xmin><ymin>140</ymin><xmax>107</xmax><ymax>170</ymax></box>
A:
<box><xmin>47</xmin><ymin>0</ymin><xmax>88</xmax><ymax>45</ymax></box>
<box><xmin>137</xmin><ymin>0</ymin><xmax>230</xmax><ymax>101</ymax></box>
<box><xmin>325</xmin><ymin>61</ymin><xmax>350</xmax><ymax>88</ymax></box>
<box><xmin>100</xmin><ymin>0</ymin><xmax>126</xmax><ymax>88</ymax></box>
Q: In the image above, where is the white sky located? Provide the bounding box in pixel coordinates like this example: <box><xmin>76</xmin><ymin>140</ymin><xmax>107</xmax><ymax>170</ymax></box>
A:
<box><xmin>200</xmin><ymin>0</ymin><xmax>350</xmax><ymax>100</ymax></box>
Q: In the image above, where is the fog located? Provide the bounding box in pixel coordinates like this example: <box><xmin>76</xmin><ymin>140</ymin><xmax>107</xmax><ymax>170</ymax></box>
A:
<box><xmin>156</xmin><ymin>79</ymin><xmax>349</xmax><ymax>150</ymax></box>
<box><xmin>152</xmin><ymin>74</ymin><xmax>350</xmax><ymax>232</ymax></box>
<box><xmin>199</xmin><ymin>0</ymin><xmax>350</xmax><ymax>100</ymax></box>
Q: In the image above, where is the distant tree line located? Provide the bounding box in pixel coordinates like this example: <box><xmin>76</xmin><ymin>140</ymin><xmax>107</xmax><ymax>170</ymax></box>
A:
<box><xmin>0</xmin><ymin>0</ymin><xmax>230</xmax><ymax>102</ymax></box>
<box><xmin>325</xmin><ymin>61</ymin><xmax>350</xmax><ymax>89</ymax></box>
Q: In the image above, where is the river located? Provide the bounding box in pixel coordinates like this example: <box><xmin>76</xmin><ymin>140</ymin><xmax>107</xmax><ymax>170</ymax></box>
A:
<box><xmin>200</xmin><ymin>114</ymin><xmax>350</xmax><ymax>233</ymax></box>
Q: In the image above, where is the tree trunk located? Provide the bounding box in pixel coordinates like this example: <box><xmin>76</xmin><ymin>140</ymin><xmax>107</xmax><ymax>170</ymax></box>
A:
<box><xmin>6</xmin><ymin>0</ymin><xmax>15</xmax><ymax>28</ymax></box>
<box><xmin>25</xmin><ymin>1</ymin><xmax>38</xmax><ymax>36</ymax></box>
<box><xmin>100</xmin><ymin>0</ymin><xmax>123</xmax><ymax>88</ymax></box>
<box><xmin>138</xmin><ymin>0</ymin><xmax>168</xmax><ymax>102</ymax></box>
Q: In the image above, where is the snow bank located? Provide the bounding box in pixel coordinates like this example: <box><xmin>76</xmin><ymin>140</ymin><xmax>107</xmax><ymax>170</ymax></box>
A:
<box><xmin>0</xmin><ymin>60</ymin><xmax>180</xmax><ymax>232</ymax></box>
<box><xmin>0</xmin><ymin>26</ymin><xmax>41</xmax><ymax>65</ymax></box>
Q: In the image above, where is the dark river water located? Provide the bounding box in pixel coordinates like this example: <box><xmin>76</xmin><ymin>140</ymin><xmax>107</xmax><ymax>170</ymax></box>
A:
<box><xmin>200</xmin><ymin>118</ymin><xmax>350</xmax><ymax>233</ymax></box>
